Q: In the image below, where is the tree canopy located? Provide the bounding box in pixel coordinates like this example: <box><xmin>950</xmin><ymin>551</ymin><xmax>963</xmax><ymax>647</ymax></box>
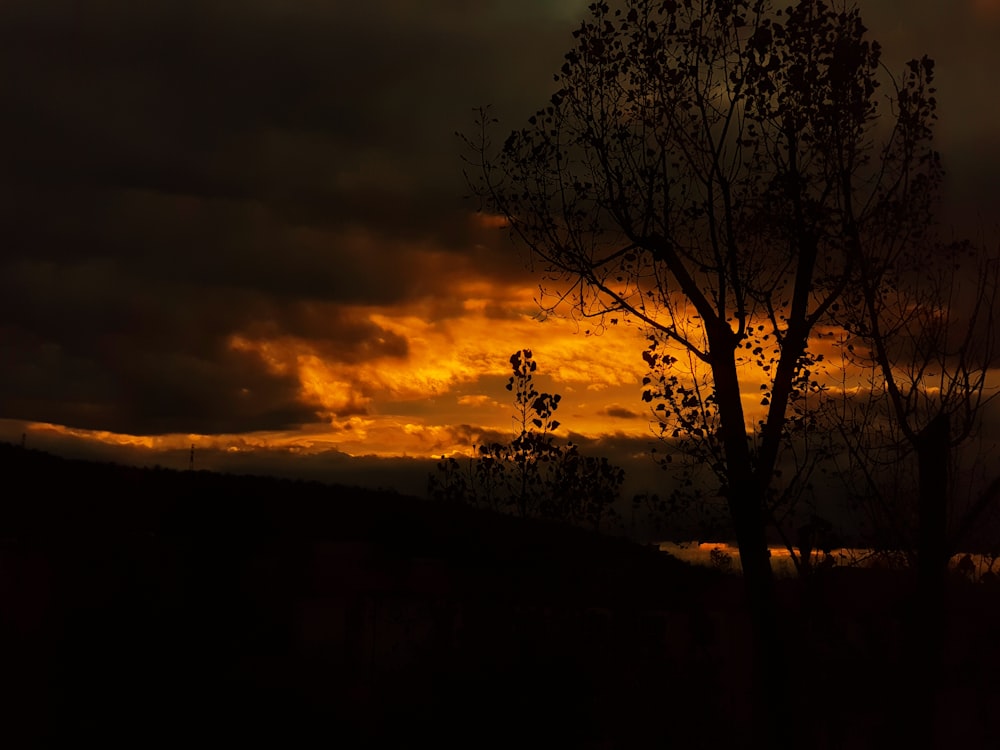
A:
<box><xmin>464</xmin><ymin>0</ymin><xmax>940</xmax><ymax>576</ymax></box>
<box><xmin>462</xmin><ymin>0</ymin><xmax>950</xmax><ymax>740</ymax></box>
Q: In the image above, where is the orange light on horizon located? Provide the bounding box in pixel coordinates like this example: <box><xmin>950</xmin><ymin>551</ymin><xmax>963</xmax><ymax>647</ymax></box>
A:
<box><xmin>470</xmin><ymin>212</ymin><xmax>509</xmax><ymax>229</ymax></box>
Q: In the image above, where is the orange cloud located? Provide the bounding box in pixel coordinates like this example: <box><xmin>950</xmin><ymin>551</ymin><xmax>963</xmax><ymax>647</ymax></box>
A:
<box><xmin>19</xmin><ymin>261</ymin><xmax>903</xmax><ymax>465</ymax></box>
<box><xmin>222</xmin><ymin>283</ymin><xmax>903</xmax><ymax>458</ymax></box>
<box><xmin>457</xmin><ymin>394</ymin><xmax>502</xmax><ymax>408</ymax></box>
<box><xmin>470</xmin><ymin>212</ymin><xmax>509</xmax><ymax>229</ymax></box>
<box><xmin>220</xmin><ymin>274</ymin><xmax>657</xmax><ymax>456</ymax></box>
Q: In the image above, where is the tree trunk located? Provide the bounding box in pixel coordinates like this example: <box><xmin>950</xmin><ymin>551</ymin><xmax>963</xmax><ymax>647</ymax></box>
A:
<box><xmin>917</xmin><ymin>413</ymin><xmax>949</xmax><ymax>599</ymax></box>
<box><xmin>710</xmin><ymin>342</ymin><xmax>790</xmax><ymax>743</ymax></box>
<box><xmin>907</xmin><ymin>412</ymin><xmax>950</xmax><ymax>747</ymax></box>
<box><xmin>730</xmin><ymin>481</ymin><xmax>789</xmax><ymax>744</ymax></box>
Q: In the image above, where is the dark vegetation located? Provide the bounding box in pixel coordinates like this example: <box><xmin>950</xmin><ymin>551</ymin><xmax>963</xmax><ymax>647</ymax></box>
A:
<box><xmin>430</xmin><ymin>350</ymin><xmax>625</xmax><ymax>533</ymax></box>
<box><xmin>461</xmin><ymin>0</ymin><xmax>999</xmax><ymax>742</ymax></box>
<box><xmin>5</xmin><ymin>441</ymin><xmax>1000</xmax><ymax>748</ymax></box>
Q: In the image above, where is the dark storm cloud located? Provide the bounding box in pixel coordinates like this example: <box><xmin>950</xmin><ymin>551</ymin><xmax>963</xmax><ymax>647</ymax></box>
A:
<box><xmin>245</xmin><ymin>300</ymin><xmax>410</xmax><ymax>362</ymax></box>
<box><xmin>0</xmin><ymin>0</ymin><xmax>577</xmax><ymax>245</ymax></box>
<box><xmin>0</xmin><ymin>320</ymin><xmax>317</xmax><ymax>435</ymax></box>
<box><xmin>858</xmin><ymin>1</ymin><xmax>1000</xmax><ymax>232</ymax></box>
<box><xmin>602</xmin><ymin>405</ymin><xmax>641</xmax><ymax>420</ymax></box>
<box><xmin>0</xmin><ymin>0</ymin><xmax>585</xmax><ymax>434</ymax></box>
<box><xmin>0</xmin><ymin>253</ymin><xmax>407</xmax><ymax>434</ymax></box>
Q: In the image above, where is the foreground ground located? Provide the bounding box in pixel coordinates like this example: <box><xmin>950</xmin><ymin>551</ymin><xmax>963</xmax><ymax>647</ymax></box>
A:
<box><xmin>2</xmin><ymin>443</ymin><xmax>999</xmax><ymax>748</ymax></box>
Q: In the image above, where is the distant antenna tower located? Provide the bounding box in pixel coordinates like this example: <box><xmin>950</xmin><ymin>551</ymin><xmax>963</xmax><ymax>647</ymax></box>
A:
<box><xmin>189</xmin><ymin>443</ymin><xmax>195</xmax><ymax>471</ymax></box>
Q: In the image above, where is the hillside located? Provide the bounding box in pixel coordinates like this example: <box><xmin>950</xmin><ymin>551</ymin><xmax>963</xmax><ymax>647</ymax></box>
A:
<box><xmin>3</xmin><ymin>443</ymin><xmax>1000</xmax><ymax>748</ymax></box>
<box><xmin>1</xmin><ymin>443</ymin><xmax>734</xmax><ymax>748</ymax></box>
<box><xmin>0</xmin><ymin>442</ymin><xmax>710</xmax><ymax>594</ymax></box>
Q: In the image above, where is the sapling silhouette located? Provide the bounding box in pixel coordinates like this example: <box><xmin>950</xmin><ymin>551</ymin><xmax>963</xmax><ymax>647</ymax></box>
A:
<box><xmin>429</xmin><ymin>350</ymin><xmax>623</xmax><ymax>532</ymax></box>
<box><xmin>505</xmin><ymin>348</ymin><xmax>562</xmax><ymax>518</ymax></box>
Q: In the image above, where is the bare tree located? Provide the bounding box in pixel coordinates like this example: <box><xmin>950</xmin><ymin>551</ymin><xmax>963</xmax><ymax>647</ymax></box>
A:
<box><xmin>833</xmin><ymin>239</ymin><xmax>999</xmax><ymax>570</ymax></box>
<box><xmin>829</xmin><ymin>228</ymin><xmax>999</xmax><ymax>739</ymax></box>
<box><xmin>461</xmin><ymin>0</ymin><xmax>941</xmax><ymax>739</ymax></box>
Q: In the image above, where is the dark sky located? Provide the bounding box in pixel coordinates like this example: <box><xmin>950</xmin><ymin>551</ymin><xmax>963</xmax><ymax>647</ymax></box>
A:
<box><xmin>0</xmin><ymin>0</ymin><xmax>581</xmax><ymax>437</ymax></box>
<box><xmin>1</xmin><ymin>0</ymin><xmax>998</xmax><ymax>496</ymax></box>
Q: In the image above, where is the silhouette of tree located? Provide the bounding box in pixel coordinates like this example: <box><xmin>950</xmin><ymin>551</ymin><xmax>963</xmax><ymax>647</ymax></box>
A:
<box><xmin>429</xmin><ymin>350</ymin><xmax>624</xmax><ymax>531</ymax></box>
<box><xmin>504</xmin><ymin>348</ymin><xmax>563</xmax><ymax>518</ymax></box>
<box><xmin>827</xmin><ymin>227</ymin><xmax>1000</xmax><ymax>742</ymax></box>
<box><xmin>832</xmin><ymin>241</ymin><xmax>999</xmax><ymax>570</ymax></box>
<box><xmin>541</xmin><ymin>446</ymin><xmax>625</xmax><ymax>532</ymax></box>
<box><xmin>461</xmin><ymin>0</ymin><xmax>941</xmax><ymax>740</ymax></box>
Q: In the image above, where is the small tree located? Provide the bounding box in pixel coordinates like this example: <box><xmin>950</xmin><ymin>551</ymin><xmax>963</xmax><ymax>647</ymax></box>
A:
<box><xmin>553</xmin><ymin>449</ymin><xmax>626</xmax><ymax>532</ymax></box>
<box><xmin>429</xmin><ymin>350</ymin><xmax>624</xmax><ymax>532</ymax></box>
<box><xmin>505</xmin><ymin>349</ymin><xmax>562</xmax><ymax>518</ymax></box>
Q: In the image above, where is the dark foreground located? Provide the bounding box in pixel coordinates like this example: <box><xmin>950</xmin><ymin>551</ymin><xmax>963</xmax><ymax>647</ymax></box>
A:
<box><xmin>3</xmin><ymin>443</ymin><xmax>1000</xmax><ymax>748</ymax></box>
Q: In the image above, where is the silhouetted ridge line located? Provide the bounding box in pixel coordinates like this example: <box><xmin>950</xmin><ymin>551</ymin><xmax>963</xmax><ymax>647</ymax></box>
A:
<box><xmin>0</xmin><ymin>441</ymin><xmax>705</xmax><ymax>588</ymax></box>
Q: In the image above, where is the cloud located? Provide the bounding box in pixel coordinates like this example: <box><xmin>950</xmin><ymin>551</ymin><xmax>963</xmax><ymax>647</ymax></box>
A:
<box><xmin>457</xmin><ymin>394</ymin><xmax>501</xmax><ymax>408</ymax></box>
<box><xmin>0</xmin><ymin>0</ymin><xmax>584</xmax><ymax>243</ymax></box>
<box><xmin>0</xmin><ymin>324</ymin><xmax>321</xmax><ymax>436</ymax></box>
<box><xmin>602</xmin><ymin>405</ymin><xmax>641</xmax><ymax>419</ymax></box>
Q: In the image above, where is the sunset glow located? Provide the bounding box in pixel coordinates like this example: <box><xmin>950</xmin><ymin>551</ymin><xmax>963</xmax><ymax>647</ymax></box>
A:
<box><xmin>0</xmin><ymin>0</ymin><xmax>996</xmax><ymax>499</ymax></box>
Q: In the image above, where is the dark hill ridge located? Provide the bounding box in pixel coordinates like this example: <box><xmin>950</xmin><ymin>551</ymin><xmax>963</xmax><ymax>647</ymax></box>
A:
<box><xmin>2</xmin><ymin>442</ymin><xmax>743</xmax><ymax>748</ymax></box>
<box><xmin>0</xmin><ymin>441</ymin><xmax>712</xmax><ymax>600</ymax></box>
<box><xmin>5</xmin><ymin>442</ymin><xmax>1000</xmax><ymax>748</ymax></box>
